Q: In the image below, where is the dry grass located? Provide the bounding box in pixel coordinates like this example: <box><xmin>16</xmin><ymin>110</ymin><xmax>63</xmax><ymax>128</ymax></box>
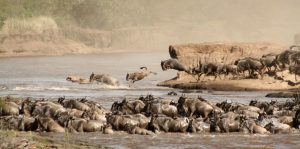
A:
<box><xmin>1</xmin><ymin>16</ymin><xmax>58</xmax><ymax>36</ymax></box>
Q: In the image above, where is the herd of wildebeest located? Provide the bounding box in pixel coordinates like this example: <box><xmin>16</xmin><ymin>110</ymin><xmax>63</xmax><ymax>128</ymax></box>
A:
<box><xmin>1</xmin><ymin>45</ymin><xmax>300</xmax><ymax>136</ymax></box>
<box><xmin>162</xmin><ymin>45</ymin><xmax>300</xmax><ymax>82</ymax></box>
<box><xmin>66</xmin><ymin>45</ymin><xmax>300</xmax><ymax>87</ymax></box>
<box><xmin>1</xmin><ymin>93</ymin><xmax>300</xmax><ymax>135</ymax></box>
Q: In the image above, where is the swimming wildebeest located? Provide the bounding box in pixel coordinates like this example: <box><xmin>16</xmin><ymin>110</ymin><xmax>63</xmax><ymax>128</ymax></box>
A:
<box><xmin>149</xmin><ymin>115</ymin><xmax>189</xmax><ymax>133</ymax></box>
<box><xmin>177</xmin><ymin>95</ymin><xmax>214</xmax><ymax>120</ymax></box>
<box><xmin>126</xmin><ymin>67</ymin><xmax>157</xmax><ymax>86</ymax></box>
<box><xmin>0</xmin><ymin>101</ymin><xmax>19</xmax><ymax>116</ymax></box>
<box><xmin>66</xmin><ymin>75</ymin><xmax>83</xmax><ymax>83</ymax></box>
<box><xmin>90</xmin><ymin>73</ymin><xmax>120</xmax><ymax>86</ymax></box>
<box><xmin>161</xmin><ymin>59</ymin><xmax>190</xmax><ymax>73</ymax></box>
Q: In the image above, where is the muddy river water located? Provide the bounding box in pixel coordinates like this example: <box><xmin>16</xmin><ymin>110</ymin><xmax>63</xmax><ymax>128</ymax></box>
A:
<box><xmin>0</xmin><ymin>52</ymin><xmax>298</xmax><ymax>148</ymax></box>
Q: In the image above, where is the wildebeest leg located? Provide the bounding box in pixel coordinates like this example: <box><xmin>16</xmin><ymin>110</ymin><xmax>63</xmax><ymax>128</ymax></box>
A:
<box><xmin>129</xmin><ymin>81</ymin><xmax>134</xmax><ymax>87</ymax></box>
<box><xmin>214</xmin><ymin>74</ymin><xmax>218</xmax><ymax>81</ymax></box>
<box><xmin>202</xmin><ymin>74</ymin><xmax>207</xmax><ymax>81</ymax></box>
<box><xmin>295</xmin><ymin>74</ymin><xmax>298</xmax><ymax>81</ymax></box>
<box><xmin>259</xmin><ymin>69</ymin><xmax>265</xmax><ymax>79</ymax></box>
<box><xmin>198</xmin><ymin>73</ymin><xmax>203</xmax><ymax>82</ymax></box>
<box><xmin>188</xmin><ymin>108</ymin><xmax>195</xmax><ymax>118</ymax></box>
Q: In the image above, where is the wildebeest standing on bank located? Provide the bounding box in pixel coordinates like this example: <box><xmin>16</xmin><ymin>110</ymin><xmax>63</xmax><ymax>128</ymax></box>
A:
<box><xmin>201</xmin><ymin>63</ymin><xmax>221</xmax><ymax>81</ymax></box>
<box><xmin>260</xmin><ymin>54</ymin><xmax>280</xmax><ymax>72</ymax></box>
<box><xmin>234</xmin><ymin>57</ymin><xmax>265</xmax><ymax>79</ymax></box>
<box><xmin>161</xmin><ymin>59</ymin><xmax>191</xmax><ymax>73</ymax></box>
<box><xmin>90</xmin><ymin>73</ymin><xmax>120</xmax><ymax>86</ymax></box>
<box><xmin>126</xmin><ymin>67</ymin><xmax>157</xmax><ymax>86</ymax></box>
<box><xmin>289</xmin><ymin>65</ymin><xmax>300</xmax><ymax>81</ymax></box>
<box><xmin>276</xmin><ymin>45</ymin><xmax>300</xmax><ymax>69</ymax></box>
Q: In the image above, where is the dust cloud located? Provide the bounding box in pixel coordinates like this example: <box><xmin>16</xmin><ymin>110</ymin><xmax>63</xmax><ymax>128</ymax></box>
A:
<box><xmin>1</xmin><ymin>0</ymin><xmax>300</xmax><ymax>53</ymax></box>
<box><xmin>103</xmin><ymin>0</ymin><xmax>300</xmax><ymax>50</ymax></box>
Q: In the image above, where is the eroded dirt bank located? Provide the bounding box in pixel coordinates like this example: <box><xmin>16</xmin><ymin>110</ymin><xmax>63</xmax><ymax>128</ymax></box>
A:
<box><xmin>158</xmin><ymin>42</ymin><xmax>300</xmax><ymax>91</ymax></box>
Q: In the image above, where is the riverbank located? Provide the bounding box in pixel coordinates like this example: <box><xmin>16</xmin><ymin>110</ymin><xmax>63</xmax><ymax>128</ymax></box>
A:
<box><xmin>157</xmin><ymin>73</ymin><xmax>300</xmax><ymax>91</ymax></box>
<box><xmin>157</xmin><ymin>42</ymin><xmax>300</xmax><ymax>91</ymax></box>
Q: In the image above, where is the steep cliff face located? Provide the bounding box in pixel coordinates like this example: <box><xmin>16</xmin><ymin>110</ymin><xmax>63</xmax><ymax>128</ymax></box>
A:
<box><xmin>168</xmin><ymin>42</ymin><xmax>287</xmax><ymax>68</ymax></box>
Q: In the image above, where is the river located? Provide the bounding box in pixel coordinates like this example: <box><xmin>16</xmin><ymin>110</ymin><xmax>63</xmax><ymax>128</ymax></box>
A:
<box><xmin>0</xmin><ymin>52</ymin><xmax>297</xmax><ymax>148</ymax></box>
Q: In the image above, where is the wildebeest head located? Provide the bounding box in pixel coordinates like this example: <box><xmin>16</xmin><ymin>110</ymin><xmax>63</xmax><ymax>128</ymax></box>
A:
<box><xmin>161</xmin><ymin>60</ymin><xmax>167</xmax><ymax>71</ymax></box>
<box><xmin>249</xmin><ymin>99</ymin><xmax>258</xmax><ymax>106</ymax></box>
<box><xmin>264</xmin><ymin>122</ymin><xmax>276</xmax><ymax>134</ymax></box>
<box><xmin>234</xmin><ymin>59</ymin><xmax>240</xmax><ymax>65</ymax></box>
<box><xmin>111</xmin><ymin>101</ymin><xmax>121</xmax><ymax>112</ymax></box>
<box><xmin>126</xmin><ymin>73</ymin><xmax>130</xmax><ymax>81</ymax></box>
<box><xmin>66</xmin><ymin>76</ymin><xmax>72</xmax><ymax>81</ymax></box>
<box><xmin>178</xmin><ymin>95</ymin><xmax>187</xmax><ymax>105</ymax></box>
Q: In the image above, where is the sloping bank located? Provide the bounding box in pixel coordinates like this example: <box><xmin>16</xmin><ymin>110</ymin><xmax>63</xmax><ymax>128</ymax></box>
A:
<box><xmin>157</xmin><ymin>42</ymin><xmax>300</xmax><ymax>91</ymax></box>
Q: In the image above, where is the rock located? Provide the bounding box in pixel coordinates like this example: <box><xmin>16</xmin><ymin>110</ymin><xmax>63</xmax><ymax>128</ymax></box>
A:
<box><xmin>265</xmin><ymin>92</ymin><xmax>294</xmax><ymax>98</ymax></box>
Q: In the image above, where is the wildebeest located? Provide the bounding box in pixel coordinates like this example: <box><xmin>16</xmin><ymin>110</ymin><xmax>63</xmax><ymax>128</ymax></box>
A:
<box><xmin>124</xmin><ymin>124</ymin><xmax>154</xmax><ymax>135</ymax></box>
<box><xmin>126</xmin><ymin>67</ymin><xmax>157</xmax><ymax>85</ymax></box>
<box><xmin>276</xmin><ymin>45</ymin><xmax>300</xmax><ymax>69</ymax></box>
<box><xmin>18</xmin><ymin>116</ymin><xmax>39</xmax><ymax>131</ymax></box>
<box><xmin>288</xmin><ymin>51</ymin><xmax>300</xmax><ymax>65</ymax></box>
<box><xmin>234</xmin><ymin>57</ymin><xmax>265</xmax><ymax>79</ymax></box>
<box><xmin>191</xmin><ymin>63</ymin><xmax>218</xmax><ymax>81</ymax></box>
<box><xmin>149</xmin><ymin>115</ymin><xmax>189</xmax><ymax>133</ymax></box>
<box><xmin>66</xmin><ymin>75</ymin><xmax>83</xmax><ymax>83</ymax></box>
<box><xmin>177</xmin><ymin>96</ymin><xmax>214</xmax><ymax>119</ymax></box>
<box><xmin>37</xmin><ymin>117</ymin><xmax>65</xmax><ymax>133</ymax></box>
<box><xmin>260</xmin><ymin>54</ymin><xmax>279</xmax><ymax>72</ymax></box>
<box><xmin>144</xmin><ymin>100</ymin><xmax>178</xmax><ymax>117</ymax></box>
<box><xmin>111</xmin><ymin>99</ymin><xmax>145</xmax><ymax>114</ymax></box>
<box><xmin>66</xmin><ymin>117</ymin><xmax>105</xmax><ymax>132</ymax></box>
<box><xmin>58</xmin><ymin>97</ymin><xmax>90</xmax><ymax>112</ymax></box>
<box><xmin>90</xmin><ymin>73</ymin><xmax>120</xmax><ymax>86</ymax></box>
<box><xmin>106</xmin><ymin>113</ymin><xmax>149</xmax><ymax>130</ymax></box>
<box><xmin>0</xmin><ymin>101</ymin><xmax>19</xmax><ymax>116</ymax></box>
<box><xmin>161</xmin><ymin>59</ymin><xmax>190</xmax><ymax>73</ymax></box>
<box><xmin>289</xmin><ymin>65</ymin><xmax>300</xmax><ymax>81</ymax></box>
<box><xmin>215</xmin><ymin>64</ymin><xmax>238</xmax><ymax>80</ymax></box>
<box><xmin>234</xmin><ymin>58</ymin><xmax>251</xmax><ymax>77</ymax></box>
